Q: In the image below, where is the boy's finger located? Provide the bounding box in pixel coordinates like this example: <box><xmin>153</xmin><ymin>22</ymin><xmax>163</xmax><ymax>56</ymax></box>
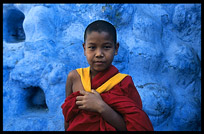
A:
<box><xmin>79</xmin><ymin>90</ymin><xmax>87</xmax><ymax>95</ymax></box>
<box><xmin>91</xmin><ymin>89</ymin><xmax>98</xmax><ymax>94</ymax></box>
<box><xmin>76</xmin><ymin>96</ymin><xmax>83</xmax><ymax>101</ymax></box>
<box><xmin>76</xmin><ymin>100</ymin><xmax>83</xmax><ymax>105</ymax></box>
<box><xmin>78</xmin><ymin>105</ymin><xmax>85</xmax><ymax>110</ymax></box>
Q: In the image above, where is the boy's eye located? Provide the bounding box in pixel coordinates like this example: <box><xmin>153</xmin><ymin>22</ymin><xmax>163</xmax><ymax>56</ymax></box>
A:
<box><xmin>88</xmin><ymin>46</ymin><xmax>96</xmax><ymax>49</ymax></box>
<box><xmin>104</xmin><ymin>46</ymin><xmax>112</xmax><ymax>49</ymax></box>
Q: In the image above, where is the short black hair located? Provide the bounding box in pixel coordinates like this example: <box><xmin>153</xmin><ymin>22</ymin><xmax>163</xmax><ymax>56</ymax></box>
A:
<box><xmin>84</xmin><ymin>20</ymin><xmax>117</xmax><ymax>44</ymax></box>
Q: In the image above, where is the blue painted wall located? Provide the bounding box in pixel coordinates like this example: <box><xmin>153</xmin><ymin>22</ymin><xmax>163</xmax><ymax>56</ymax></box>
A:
<box><xmin>3</xmin><ymin>4</ymin><xmax>201</xmax><ymax>131</ymax></box>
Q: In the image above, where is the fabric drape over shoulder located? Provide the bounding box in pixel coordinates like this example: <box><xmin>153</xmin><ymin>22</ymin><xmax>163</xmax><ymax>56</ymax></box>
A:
<box><xmin>61</xmin><ymin>65</ymin><xmax>154</xmax><ymax>131</ymax></box>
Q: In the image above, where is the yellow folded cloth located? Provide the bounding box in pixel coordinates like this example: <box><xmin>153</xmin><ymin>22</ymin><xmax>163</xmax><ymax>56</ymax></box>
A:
<box><xmin>76</xmin><ymin>67</ymin><xmax>128</xmax><ymax>94</ymax></box>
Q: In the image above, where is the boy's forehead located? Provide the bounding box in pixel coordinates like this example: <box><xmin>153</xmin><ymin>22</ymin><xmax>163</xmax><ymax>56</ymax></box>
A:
<box><xmin>86</xmin><ymin>31</ymin><xmax>114</xmax><ymax>41</ymax></box>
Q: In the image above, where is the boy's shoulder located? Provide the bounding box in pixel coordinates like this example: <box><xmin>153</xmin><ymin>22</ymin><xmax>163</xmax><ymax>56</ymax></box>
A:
<box><xmin>67</xmin><ymin>69</ymin><xmax>79</xmax><ymax>81</ymax></box>
<box><xmin>120</xmin><ymin>74</ymin><xmax>134</xmax><ymax>86</ymax></box>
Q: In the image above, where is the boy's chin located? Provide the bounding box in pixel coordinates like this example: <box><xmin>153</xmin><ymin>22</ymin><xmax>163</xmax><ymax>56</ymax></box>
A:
<box><xmin>92</xmin><ymin>65</ymin><xmax>109</xmax><ymax>72</ymax></box>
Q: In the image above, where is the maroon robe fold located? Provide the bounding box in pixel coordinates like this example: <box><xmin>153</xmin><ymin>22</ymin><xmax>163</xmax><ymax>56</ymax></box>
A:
<box><xmin>61</xmin><ymin>65</ymin><xmax>154</xmax><ymax>131</ymax></box>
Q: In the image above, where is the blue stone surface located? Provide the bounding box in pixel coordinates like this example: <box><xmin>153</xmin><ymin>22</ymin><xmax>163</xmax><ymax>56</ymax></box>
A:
<box><xmin>3</xmin><ymin>4</ymin><xmax>201</xmax><ymax>131</ymax></box>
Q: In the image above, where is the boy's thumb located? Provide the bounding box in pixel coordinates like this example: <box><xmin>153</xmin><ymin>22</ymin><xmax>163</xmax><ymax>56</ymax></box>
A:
<box><xmin>91</xmin><ymin>89</ymin><xmax>97</xmax><ymax>94</ymax></box>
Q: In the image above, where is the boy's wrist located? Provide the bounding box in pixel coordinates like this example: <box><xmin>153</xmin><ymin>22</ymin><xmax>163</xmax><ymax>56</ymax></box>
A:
<box><xmin>97</xmin><ymin>101</ymin><xmax>107</xmax><ymax>114</ymax></box>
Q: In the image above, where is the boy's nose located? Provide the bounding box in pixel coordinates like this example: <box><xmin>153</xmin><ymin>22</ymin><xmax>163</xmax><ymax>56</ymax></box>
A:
<box><xmin>95</xmin><ymin>49</ymin><xmax>104</xmax><ymax>57</ymax></box>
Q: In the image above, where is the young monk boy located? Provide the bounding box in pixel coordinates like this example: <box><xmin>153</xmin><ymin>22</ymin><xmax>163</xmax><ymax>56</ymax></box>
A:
<box><xmin>61</xmin><ymin>20</ymin><xmax>154</xmax><ymax>131</ymax></box>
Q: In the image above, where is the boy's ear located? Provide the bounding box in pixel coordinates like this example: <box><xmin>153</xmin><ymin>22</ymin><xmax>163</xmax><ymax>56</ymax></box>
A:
<box><xmin>83</xmin><ymin>43</ymin><xmax>86</xmax><ymax>56</ymax></box>
<box><xmin>115</xmin><ymin>42</ymin><xmax>119</xmax><ymax>55</ymax></box>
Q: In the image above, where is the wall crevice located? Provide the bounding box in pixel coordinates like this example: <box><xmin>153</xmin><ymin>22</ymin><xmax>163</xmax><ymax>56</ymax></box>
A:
<box><xmin>3</xmin><ymin>9</ymin><xmax>25</xmax><ymax>43</ymax></box>
<box><xmin>23</xmin><ymin>86</ymin><xmax>48</xmax><ymax>112</ymax></box>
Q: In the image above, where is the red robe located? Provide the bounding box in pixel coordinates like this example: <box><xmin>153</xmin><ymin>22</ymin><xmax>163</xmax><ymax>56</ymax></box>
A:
<box><xmin>61</xmin><ymin>65</ymin><xmax>154</xmax><ymax>131</ymax></box>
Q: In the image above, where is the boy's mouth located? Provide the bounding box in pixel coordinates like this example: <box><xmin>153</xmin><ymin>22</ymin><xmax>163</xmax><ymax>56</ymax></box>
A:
<box><xmin>94</xmin><ymin>61</ymin><xmax>105</xmax><ymax>65</ymax></box>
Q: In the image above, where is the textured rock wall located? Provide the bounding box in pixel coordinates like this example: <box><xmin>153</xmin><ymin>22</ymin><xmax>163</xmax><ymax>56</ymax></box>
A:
<box><xmin>3</xmin><ymin>4</ymin><xmax>201</xmax><ymax>131</ymax></box>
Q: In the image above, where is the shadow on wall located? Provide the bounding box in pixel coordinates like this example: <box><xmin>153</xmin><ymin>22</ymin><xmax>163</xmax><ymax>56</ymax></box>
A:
<box><xmin>23</xmin><ymin>86</ymin><xmax>48</xmax><ymax>112</ymax></box>
<box><xmin>3</xmin><ymin>8</ymin><xmax>25</xmax><ymax>43</ymax></box>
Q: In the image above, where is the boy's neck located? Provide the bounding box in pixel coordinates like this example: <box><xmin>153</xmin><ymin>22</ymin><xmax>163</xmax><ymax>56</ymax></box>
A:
<box><xmin>90</xmin><ymin>65</ymin><xmax>111</xmax><ymax>80</ymax></box>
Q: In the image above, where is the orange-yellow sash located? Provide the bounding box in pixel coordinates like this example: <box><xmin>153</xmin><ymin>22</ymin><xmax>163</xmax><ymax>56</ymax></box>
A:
<box><xmin>76</xmin><ymin>67</ymin><xmax>128</xmax><ymax>94</ymax></box>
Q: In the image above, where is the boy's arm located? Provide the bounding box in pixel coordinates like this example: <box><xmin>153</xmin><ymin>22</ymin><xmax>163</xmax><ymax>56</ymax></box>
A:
<box><xmin>64</xmin><ymin>70</ymin><xmax>74</xmax><ymax>131</ymax></box>
<box><xmin>76</xmin><ymin>90</ymin><xmax>127</xmax><ymax>131</ymax></box>
<box><xmin>99</xmin><ymin>96</ymin><xmax>127</xmax><ymax>131</ymax></box>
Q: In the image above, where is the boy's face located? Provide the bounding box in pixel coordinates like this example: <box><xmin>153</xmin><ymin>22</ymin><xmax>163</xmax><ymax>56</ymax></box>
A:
<box><xmin>83</xmin><ymin>31</ymin><xmax>119</xmax><ymax>76</ymax></box>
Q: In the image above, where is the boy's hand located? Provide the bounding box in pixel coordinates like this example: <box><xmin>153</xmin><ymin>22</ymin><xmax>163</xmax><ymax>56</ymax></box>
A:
<box><xmin>76</xmin><ymin>90</ymin><xmax>105</xmax><ymax>113</ymax></box>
